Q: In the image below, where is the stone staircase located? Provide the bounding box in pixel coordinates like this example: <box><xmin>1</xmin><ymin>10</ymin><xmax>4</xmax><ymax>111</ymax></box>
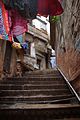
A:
<box><xmin>0</xmin><ymin>69</ymin><xmax>80</xmax><ymax>119</ymax></box>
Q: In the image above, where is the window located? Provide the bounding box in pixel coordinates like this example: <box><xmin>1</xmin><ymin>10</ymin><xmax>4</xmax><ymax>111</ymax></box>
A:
<box><xmin>37</xmin><ymin>59</ymin><xmax>41</xmax><ymax>69</ymax></box>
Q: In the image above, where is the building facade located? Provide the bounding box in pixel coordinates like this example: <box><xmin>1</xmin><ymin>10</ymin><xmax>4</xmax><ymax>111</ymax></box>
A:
<box><xmin>0</xmin><ymin>16</ymin><xmax>51</xmax><ymax>78</ymax></box>
<box><xmin>24</xmin><ymin>16</ymin><xmax>51</xmax><ymax>71</ymax></box>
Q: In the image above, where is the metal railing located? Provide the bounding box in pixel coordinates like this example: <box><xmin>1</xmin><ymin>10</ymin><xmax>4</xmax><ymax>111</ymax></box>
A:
<box><xmin>58</xmin><ymin>67</ymin><xmax>80</xmax><ymax>103</ymax></box>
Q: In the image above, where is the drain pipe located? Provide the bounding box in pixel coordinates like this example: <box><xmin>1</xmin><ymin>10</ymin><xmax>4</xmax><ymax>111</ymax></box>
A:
<box><xmin>58</xmin><ymin>67</ymin><xmax>80</xmax><ymax>102</ymax></box>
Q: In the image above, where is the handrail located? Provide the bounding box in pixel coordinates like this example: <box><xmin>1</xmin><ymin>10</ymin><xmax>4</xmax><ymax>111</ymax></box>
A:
<box><xmin>58</xmin><ymin>67</ymin><xmax>80</xmax><ymax>103</ymax></box>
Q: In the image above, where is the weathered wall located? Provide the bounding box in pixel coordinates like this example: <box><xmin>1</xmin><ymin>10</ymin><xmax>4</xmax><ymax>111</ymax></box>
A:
<box><xmin>34</xmin><ymin>36</ymin><xmax>48</xmax><ymax>70</ymax></box>
<box><xmin>0</xmin><ymin>40</ymin><xmax>6</xmax><ymax>79</ymax></box>
<box><xmin>10</xmin><ymin>48</ymin><xmax>17</xmax><ymax>77</ymax></box>
<box><xmin>56</xmin><ymin>0</ymin><xmax>80</xmax><ymax>94</ymax></box>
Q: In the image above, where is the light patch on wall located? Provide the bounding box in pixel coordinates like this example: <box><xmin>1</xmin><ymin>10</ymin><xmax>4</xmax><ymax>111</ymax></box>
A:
<box><xmin>60</xmin><ymin>36</ymin><xmax>65</xmax><ymax>48</ymax></box>
<box><xmin>75</xmin><ymin>38</ymin><xmax>80</xmax><ymax>52</ymax></box>
<box><xmin>60</xmin><ymin>35</ymin><xmax>66</xmax><ymax>52</ymax></box>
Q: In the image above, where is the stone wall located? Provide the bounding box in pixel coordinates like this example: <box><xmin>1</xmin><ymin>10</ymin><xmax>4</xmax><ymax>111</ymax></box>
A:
<box><xmin>56</xmin><ymin>0</ymin><xmax>80</xmax><ymax>94</ymax></box>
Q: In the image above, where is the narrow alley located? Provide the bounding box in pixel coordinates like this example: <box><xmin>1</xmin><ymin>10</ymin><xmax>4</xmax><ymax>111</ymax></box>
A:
<box><xmin>0</xmin><ymin>0</ymin><xmax>80</xmax><ymax>120</ymax></box>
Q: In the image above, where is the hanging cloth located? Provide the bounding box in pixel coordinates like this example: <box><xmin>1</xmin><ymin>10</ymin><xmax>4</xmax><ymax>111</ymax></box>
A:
<box><xmin>38</xmin><ymin>0</ymin><xmax>63</xmax><ymax>16</ymax></box>
<box><xmin>0</xmin><ymin>0</ymin><xmax>12</xmax><ymax>41</ymax></box>
<box><xmin>11</xmin><ymin>10</ymin><xmax>28</xmax><ymax>37</ymax></box>
<box><xmin>2</xmin><ymin>0</ymin><xmax>14</xmax><ymax>10</ymax></box>
<box><xmin>21</xmin><ymin>40</ymin><xmax>29</xmax><ymax>49</ymax></box>
<box><xmin>28</xmin><ymin>0</ymin><xmax>38</xmax><ymax>19</ymax></box>
<box><xmin>14</xmin><ymin>0</ymin><xmax>30</xmax><ymax>19</ymax></box>
<box><xmin>58</xmin><ymin>0</ymin><xmax>63</xmax><ymax>3</ymax></box>
<box><xmin>3</xmin><ymin>0</ymin><xmax>37</xmax><ymax>20</ymax></box>
<box><xmin>38</xmin><ymin>0</ymin><xmax>49</xmax><ymax>17</ymax></box>
<box><xmin>12</xmin><ymin>42</ymin><xmax>22</xmax><ymax>49</ymax></box>
<box><xmin>14</xmin><ymin>0</ymin><xmax>38</xmax><ymax>20</ymax></box>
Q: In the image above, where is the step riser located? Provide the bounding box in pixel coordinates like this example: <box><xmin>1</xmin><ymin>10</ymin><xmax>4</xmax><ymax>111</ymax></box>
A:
<box><xmin>0</xmin><ymin>96</ymin><xmax>74</xmax><ymax>103</ymax></box>
<box><xmin>25</xmin><ymin>75</ymin><xmax>62</xmax><ymax>77</ymax></box>
<box><xmin>25</xmin><ymin>71</ymin><xmax>61</xmax><ymax>75</ymax></box>
<box><xmin>0</xmin><ymin>100</ymin><xmax>72</xmax><ymax>104</ymax></box>
<box><xmin>0</xmin><ymin>90</ymin><xmax>70</xmax><ymax>97</ymax></box>
<box><xmin>26</xmin><ymin>72</ymin><xmax>61</xmax><ymax>74</ymax></box>
<box><xmin>25</xmin><ymin>72</ymin><xmax>61</xmax><ymax>75</ymax></box>
<box><xmin>2</xmin><ymin>77</ymin><xmax>64</xmax><ymax>82</ymax></box>
<box><xmin>0</xmin><ymin>107</ymin><xmax>80</xmax><ymax>119</ymax></box>
<box><xmin>0</xmin><ymin>85</ymin><xmax>68</xmax><ymax>90</ymax></box>
<box><xmin>0</xmin><ymin>81</ymin><xmax>65</xmax><ymax>85</ymax></box>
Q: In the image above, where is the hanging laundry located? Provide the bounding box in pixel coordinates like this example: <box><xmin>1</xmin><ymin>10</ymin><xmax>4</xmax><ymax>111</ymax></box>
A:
<box><xmin>14</xmin><ymin>0</ymin><xmax>30</xmax><ymax>20</ymax></box>
<box><xmin>2</xmin><ymin>0</ymin><xmax>14</xmax><ymax>10</ymax></box>
<box><xmin>58</xmin><ymin>0</ymin><xmax>63</xmax><ymax>3</ymax></box>
<box><xmin>0</xmin><ymin>0</ymin><xmax>12</xmax><ymax>41</ymax></box>
<box><xmin>16</xmin><ymin>33</ymin><xmax>26</xmax><ymax>44</ymax></box>
<box><xmin>38</xmin><ymin>0</ymin><xmax>49</xmax><ymax>17</ymax></box>
<box><xmin>12</xmin><ymin>33</ymin><xmax>28</xmax><ymax>50</ymax></box>
<box><xmin>38</xmin><ymin>0</ymin><xmax>63</xmax><ymax>16</ymax></box>
<box><xmin>3</xmin><ymin>0</ymin><xmax>63</xmax><ymax>20</ymax></box>
<box><xmin>11</xmin><ymin>10</ymin><xmax>28</xmax><ymax>37</ymax></box>
<box><xmin>16</xmin><ymin>34</ymin><xmax>23</xmax><ymax>44</ymax></box>
<box><xmin>12</xmin><ymin>36</ymin><xmax>22</xmax><ymax>49</ymax></box>
<box><xmin>49</xmin><ymin>0</ymin><xmax>63</xmax><ymax>16</ymax></box>
<box><xmin>3</xmin><ymin>0</ymin><xmax>37</xmax><ymax>20</ymax></box>
<box><xmin>12</xmin><ymin>42</ymin><xmax>22</xmax><ymax>49</ymax></box>
<box><xmin>14</xmin><ymin>0</ymin><xmax>37</xmax><ymax>20</ymax></box>
<box><xmin>21</xmin><ymin>40</ymin><xmax>29</xmax><ymax>49</ymax></box>
<box><xmin>28</xmin><ymin>0</ymin><xmax>38</xmax><ymax>19</ymax></box>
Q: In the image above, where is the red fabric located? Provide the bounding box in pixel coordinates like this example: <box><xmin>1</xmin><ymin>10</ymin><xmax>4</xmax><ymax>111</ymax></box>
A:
<box><xmin>11</xmin><ymin>10</ymin><xmax>28</xmax><ymax>36</ymax></box>
<box><xmin>58</xmin><ymin>0</ymin><xmax>63</xmax><ymax>3</ymax></box>
<box><xmin>38</xmin><ymin>0</ymin><xmax>49</xmax><ymax>16</ymax></box>
<box><xmin>38</xmin><ymin>0</ymin><xmax>63</xmax><ymax>16</ymax></box>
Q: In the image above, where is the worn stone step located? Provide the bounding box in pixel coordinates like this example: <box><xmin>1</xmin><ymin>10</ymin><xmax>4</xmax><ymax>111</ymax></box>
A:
<box><xmin>2</xmin><ymin>77</ymin><xmax>64</xmax><ymax>82</ymax></box>
<box><xmin>0</xmin><ymin>89</ymin><xmax>71</xmax><ymax>97</ymax></box>
<box><xmin>0</xmin><ymin>84</ymin><xmax>68</xmax><ymax>90</ymax></box>
<box><xmin>0</xmin><ymin>104</ymin><xmax>80</xmax><ymax>119</ymax></box>
<box><xmin>26</xmin><ymin>69</ymin><xmax>59</xmax><ymax>72</ymax></box>
<box><xmin>25</xmin><ymin>74</ymin><xmax>62</xmax><ymax>77</ymax></box>
<box><xmin>0</xmin><ymin>80</ymin><xmax>66</xmax><ymax>85</ymax></box>
<box><xmin>25</xmin><ymin>69</ymin><xmax>61</xmax><ymax>75</ymax></box>
<box><xmin>26</xmin><ymin>71</ymin><xmax>60</xmax><ymax>74</ymax></box>
<box><xmin>0</xmin><ymin>95</ymin><xmax>74</xmax><ymax>103</ymax></box>
<box><xmin>24</xmin><ymin>84</ymin><xmax>68</xmax><ymax>90</ymax></box>
<box><xmin>0</xmin><ymin>97</ymin><xmax>75</xmax><ymax>104</ymax></box>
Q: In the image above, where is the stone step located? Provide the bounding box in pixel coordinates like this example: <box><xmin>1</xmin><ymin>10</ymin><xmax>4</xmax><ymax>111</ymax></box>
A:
<box><xmin>0</xmin><ymin>80</ymin><xmax>66</xmax><ymax>85</ymax></box>
<box><xmin>0</xmin><ymin>95</ymin><xmax>74</xmax><ymax>104</ymax></box>
<box><xmin>0</xmin><ymin>97</ymin><xmax>75</xmax><ymax>104</ymax></box>
<box><xmin>2</xmin><ymin>77</ymin><xmax>64</xmax><ymax>82</ymax></box>
<box><xmin>0</xmin><ymin>104</ymin><xmax>80</xmax><ymax>119</ymax></box>
<box><xmin>25</xmin><ymin>71</ymin><xmax>60</xmax><ymax>75</ymax></box>
<box><xmin>25</xmin><ymin>74</ymin><xmax>62</xmax><ymax>77</ymax></box>
<box><xmin>25</xmin><ymin>69</ymin><xmax>61</xmax><ymax>75</ymax></box>
<box><xmin>0</xmin><ymin>89</ymin><xmax>71</xmax><ymax>97</ymax></box>
<box><xmin>0</xmin><ymin>84</ymin><xmax>68</xmax><ymax>90</ymax></box>
<box><xmin>0</xmin><ymin>69</ymin><xmax>79</xmax><ymax>120</ymax></box>
<box><xmin>23</xmin><ymin>69</ymin><xmax>61</xmax><ymax>73</ymax></box>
